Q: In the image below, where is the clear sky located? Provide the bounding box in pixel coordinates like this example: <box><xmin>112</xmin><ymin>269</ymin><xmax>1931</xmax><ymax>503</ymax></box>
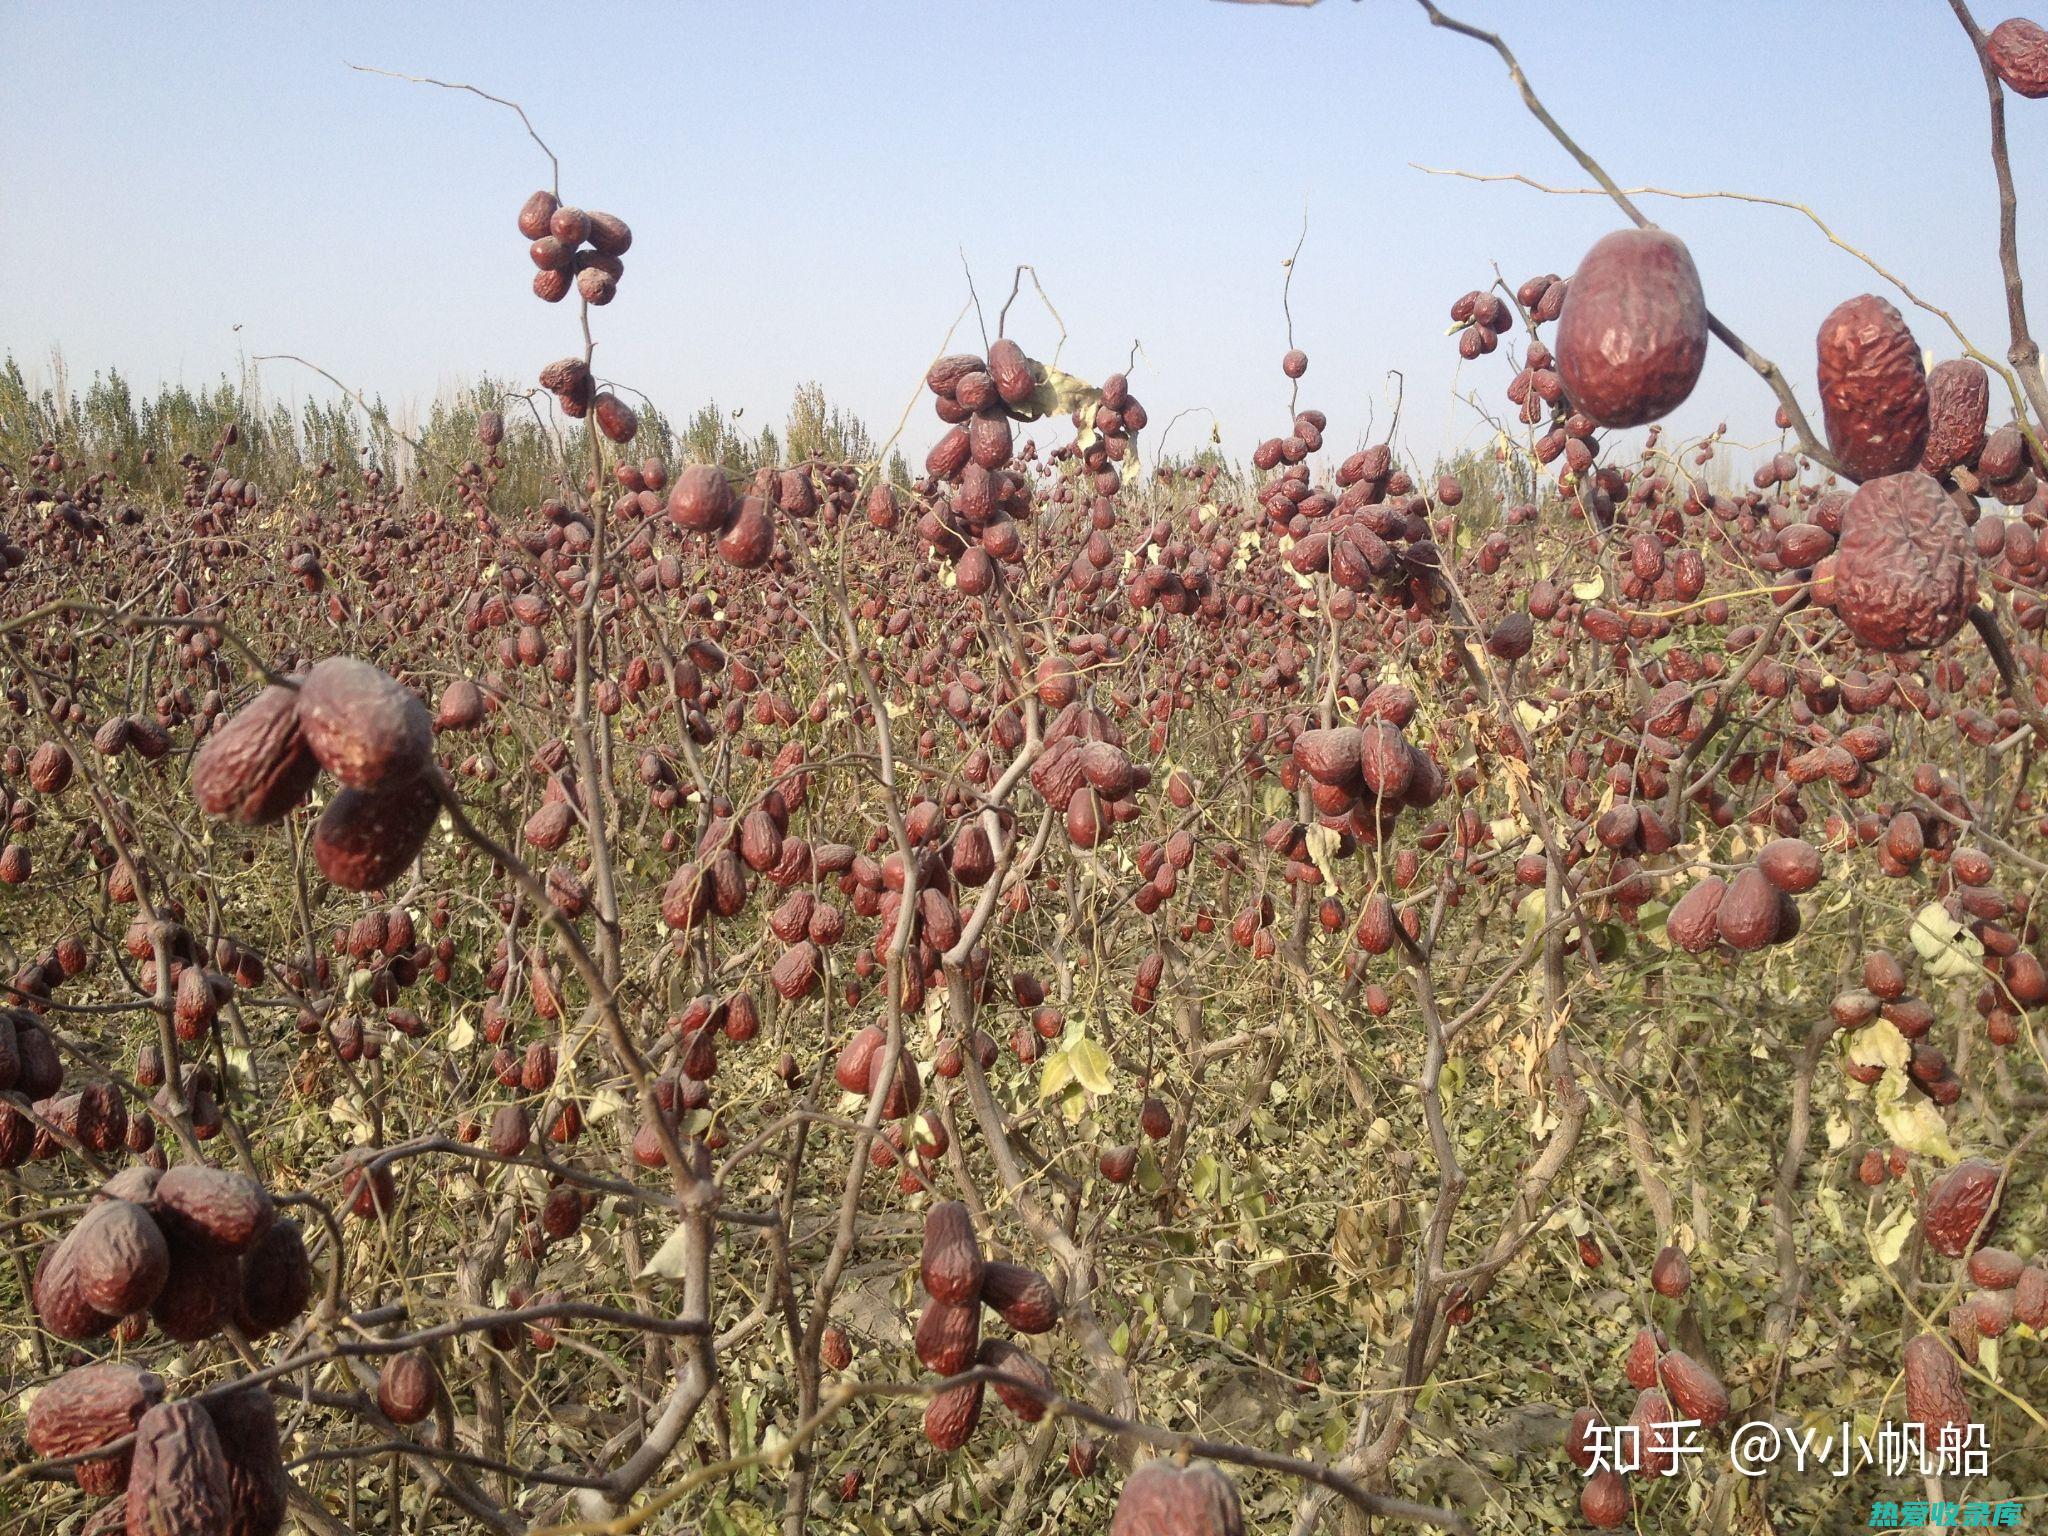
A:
<box><xmin>4</xmin><ymin>1</ymin><xmax>2038</xmax><ymax>473</ymax></box>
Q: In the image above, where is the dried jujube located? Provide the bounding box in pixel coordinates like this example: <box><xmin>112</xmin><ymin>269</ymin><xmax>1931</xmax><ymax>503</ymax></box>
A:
<box><xmin>978</xmin><ymin>1338</ymin><xmax>1056</xmax><ymax>1421</ymax></box>
<box><xmin>1554</xmin><ymin>228</ymin><xmax>1709</xmax><ymax>428</ymax></box>
<box><xmin>377</xmin><ymin>1350</ymin><xmax>437</xmax><ymax>1425</ymax></box>
<box><xmin>314</xmin><ymin>776</ymin><xmax>441</xmax><ymax>892</ymax></box>
<box><xmin>61</xmin><ymin>1196</ymin><xmax>171</xmax><ymax>1317</ymax></box>
<box><xmin>1920</xmin><ymin>357</ymin><xmax>1991</xmax><ymax>476</ymax></box>
<box><xmin>981</xmin><ymin>1259</ymin><xmax>1060</xmax><ymax>1333</ymax></box>
<box><xmin>1903</xmin><ymin>1331</ymin><xmax>1970</xmax><ymax>1439</ymax></box>
<box><xmin>923</xmin><ymin>1379</ymin><xmax>983</xmax><ymax>1451</ymax></box>
<box><xmin>1989</xmin><ymin>17</ymin><xmax>2048</xmax><ymax>96</ymax></box>
<box><xmin>126</xmin><ymin>1400</ymin><xmax>232</xmax><ymax>1536</ymax></box>
<box><xmin>202</xmin><ymin>1385</ymin><xmax>289</xmax><ymax>1536</ymax></box>
<box><xmin>25</xmin><ymin>1361</ymin><xmax>165</xmax><ymax>1494</ymax></box>
<box><xmin>914</xmin><ymin>1297</ymin><xmax>980</xmax><ymax>1375</ymax></box>
<box><xmin>1922</xmin><ymin>1157</ymin><xmax>2003</xmax><ymax>1257</ymax></box>
<box><xmin>189</xmin><ymin>686</ymin><xmax>318</xmax><ymax>825</ymax></box>
<box><xmin>1817</xmin><ymin>294</ymin><xmax>1929</xmax><ymax>481</ymax></box>
<box><xmin>296</xmin><ymin>658</ymin><xmax>433</xmax><ymax>790</ymax></box>
<box><xmin>153</xmin><ymin>1164</ymin><xmax>275</xmax><ymax>1254</ymax></box>
<box><xmin>1831</xmin><ymin>471</ymin><xmax>1973</xmax><ymax>652</ymax></box>
<box><xmin>1110</xmin><ymin>1458</ymin><xmax>1245</xmax><ymax>1536</ymax></box>
<box><xmin>920</xmin><ymin>1200</ymin><xmax>984</xmax><ymax>1304</ymax></box>
<box><xmin>233</xmin><ymin>1217</ymin><xmax>314</xmax><ymax>1338</ymax></box>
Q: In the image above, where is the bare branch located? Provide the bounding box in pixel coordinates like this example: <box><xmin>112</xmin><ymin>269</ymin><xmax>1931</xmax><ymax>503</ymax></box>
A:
<box><xmin>346</xmin><ymin>64</ymin><xmax>560</xmax><ymax>197</ymax></box>
<box><xmin>1945</xmin><ymin>0</ymin><xmax>2048</xmax><ymax>434</ymax></box>
<box><xmin>1408</xmin><ymin>0</ymin><xmax>1843</xmax><ymax>473</ymax></box>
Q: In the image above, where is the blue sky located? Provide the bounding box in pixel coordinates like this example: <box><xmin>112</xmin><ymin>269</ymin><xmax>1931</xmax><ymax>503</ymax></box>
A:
<box><xmin>4</xmin><ymin>1</ymin><xmax>2037</xmax><ymax>473</ymax></box>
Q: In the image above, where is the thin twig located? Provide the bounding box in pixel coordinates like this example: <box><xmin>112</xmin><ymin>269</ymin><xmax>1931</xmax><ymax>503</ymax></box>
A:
<box><xmin>1408</xmin><ymin>0</ymin><xmax>1844</xmax><ymax>475</ymax></box>
<box><xmin>1414</xmin><ymin>164</ymin><xmax>2045</xmax><ymax>451</ymax></box>
<box><xmin>960</xmin><ymin>248</ymin><xmax>990</xmax><ymax>353</ymax></box>
<box><xmin>995</xmin><ymin>265</ymin><xmax>1069</xmax><ymax>366</ymax></box>
<box><xmin>1282</xmin><ymin>204</ymin><xmax>1309</xmax><ymax>416</ymax></box>
<box><xmin>346</xmin><ymin>64</ymin><xmax>560</xmax><ymax>197</ymax></box>
<box><xmin>1946</xmin><ymin>0</ymin><xmax>2048</xmax><ymax>438</ymax></box>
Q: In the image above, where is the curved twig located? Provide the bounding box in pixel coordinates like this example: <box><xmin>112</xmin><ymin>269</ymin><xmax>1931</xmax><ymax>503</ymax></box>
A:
<box><xmin>346</xmin><ymin>64</ymin><xmax>560</xmax><ymax>197</ymax></box>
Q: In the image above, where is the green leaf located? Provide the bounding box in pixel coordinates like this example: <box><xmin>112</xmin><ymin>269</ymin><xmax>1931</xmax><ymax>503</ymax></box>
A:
<box><xmin>1909</xmin><ymin>902</ymin><xmax>1983</xmax><ymax>981</ymax></box>
<box><xmin>1439</xmin><ymin>1057</ymin><xmax>1466</xmax><ymax>1110</ymax></box>
<box><xmin>1874</xmin><ymin>1068</ymin><xmax>1959</xmax><ymax>1164</ymax></box>
<box><xmin>1303</xmin><ymin>823</ymin><xmax>1342</xmax><ymax>892</ymax></box>
<box><xmin>1038</xmin><ymin>1047</ymin><xmax>1073</xmax><ymax>1101</ymax></box>
<box><xmin>1816</xmin><ymin>1184</ymin><xmax>1848</xmax><ymax>1241</ymax></box>
<box><xmin>1138</xmin><ymin>1148</ymin><xmax>1164</xmax><ymax>1193</ymax></box>
<box><xmin>222</xmin><ymin>1046</ymin><xmax>255</xmax><ymax>1093</ymax></box>
<box><xmin>1847</xmin><ymin>1020</ymin><xmax>1909</xmax><ymax>1073</ymax></box>
<box><xmin>1012</xmin><ymin>360</ymin><xmax>1100</xmax><ymax>425</ymax></box>
<box><xmin>638</xmin><ymin>1220</ymin><xmax>693</xmax><ymax>1281</ymax></box>
<box><xmin>1068</xmin><ymin>1037</ymin><xmax>1114</xmax><ymax>1096</ymax></box>
<box><xmin>1824</xmin><ymin>1105</ymin><xmax>1851</xmax><ymax>1152</ymax></box>
<box><xmin>1871</xmin><ymin>1203</ymin><xmax>1916</xmax><ymax>1267</ymax></box>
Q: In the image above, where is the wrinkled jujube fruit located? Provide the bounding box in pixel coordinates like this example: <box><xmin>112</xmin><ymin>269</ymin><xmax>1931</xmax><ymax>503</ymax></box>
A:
<box><xmin>979</xmin><ymin>1337</ymin><xmax>1056</xmax><ymax>1421</ymax></box>
<box><xmin>314</xmin><ymin>775</ymin><xmax>441</xmax><ymax>892</ymax></box>
<box><xmin>1109</xmin><ymin>1458</ymin><xmax>1245</xmax><ymax>1536</ymax></box>
<box><xmin>1656</xmin><ymin>1348</ymin><xmax>1729</xmax><ymax>1429</ymax></box>
<box><xmin>923</xmin><ymin>1379</ymin><xmax>984</xmax><ymax>1451</ymax></box>
<box><xmin>1989</xmin><ymin>17</ymin><xmax>2048</xmax><ymax>96</ymax></box>
<box><xmin>125</xmin><ymin>1400</ymin><xmax>233</xmax><ymax>1536</ymax></box>
<box><xmin>233</xmin><ymin>1217</ymin><xmax>314</xmax><ymax>1339</ymax></box>
<box><xmin>1580</xmin><ymin>1469</ymin><xmax>1631</xmax><ymax>1529</ymax></box>
<box><xmin>1921</xmin><ymin>1157</ymin><xmax>2004</xmax><ymax>1257</ymax></box>
<box><xmin>376</xmin><ymin>1350</ymin><xmax>438</xmax><ymax>1425</ymax></box>
<box><xmin>153</xmin><ymin>1164</ymin><xmax>275</xmax><ymax>1255</ymax></box>
<box><xmin>1816</xmin><ymin>294</ymin><xmax>1930</xmax><ymax>481</ymax></box>
<box><xmin>150</xmin><ymin>1230</ymin><xmax>241</xmax><ymax>1342</ymax></box>
<box><xmin>981</xmin><ymin>1259</ymin><xmax>1061</xmax><ymax>1333</ymax></box>
<box><xmin>1554</xmin><ymin>227</ymin><xmax>1709</xmax><ymax>428</ymax></box>
<box><xmin>1649</xmin><ymin>1243</ymin><xmax>1692</xmax><ymax>1298</ymax></box>
<box><xmin>1716</xmin><ymin>866</ymin><xmax>1781</xmax><ymax>950</ymax></box>
<box><xmin>1564</xmin><ymin>1405</ymin><xmax>1604</xmax><ymax>1470</ymax></box>
<box><xmin>61</xmin><ymin>1196</ymin><xmax>171</xmax><ymax>1318</ymax></box>
<box><xmin>1920</xmin><ymin>357</ymin><xmax>1991</xmax><ymax>476</ymax></box>
<box><xmin>35</xmin><ymin>1240</ymin><xmax>117</xmax><ymax>1341</ymax></box>
<box><xmin>1831</xmin><ymin>471</ymin><xmax>1974</xmax><ymax>652</ymax></box>
<box><xmin>26</xmin><ymin>1361</ymin><xmax>165</xmax><ymax>1494</ymax></box>
<box><xmin>295</xmin><ymin>658</ymin><xmax>433</xmax><ymax>790</ymax></box>
<box><xmin>517</xmin><ymin>190</ymin><xmax>559</xmax><ymax>240</ymax></box>
<box><xmin>920</xmin><ymin>1200</ymin><xmax>985</xmax><ymax>1304</ymax></box>
<box><xmin>189</xmin><ymin>686</ymin><xmax>319</xmax><ymax>825</ymax></box>
<box><xmin>914</xmin><ymin>1297</ymin><xmax>981</xmax><ymax>1375</ymax></box>
<box><xmin>1903</xmin><ymin>1330</ymin><xmax>1970</xmax><ymax>1439</ymax></box>
<box><xmin>203</xmin><ymin>1385</ymin><xmax>289</xmax><ymax>1536</ymax></box>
